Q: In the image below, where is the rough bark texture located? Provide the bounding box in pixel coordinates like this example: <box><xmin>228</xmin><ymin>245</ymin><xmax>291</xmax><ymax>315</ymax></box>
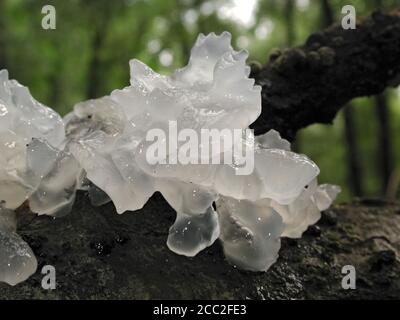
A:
<box><xmin>0</xmin><ymin>192</ymin><xmax>399</xmax><ymax>299</ymax></box>
<box><xmin>251</xmin><ymin>10</ymin><xmax>400</xmax><ymax>140</ymax></box>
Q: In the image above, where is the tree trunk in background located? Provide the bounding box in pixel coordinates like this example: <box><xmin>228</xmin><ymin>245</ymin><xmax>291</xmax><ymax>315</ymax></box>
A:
<box><xmin>174</xmin><ymin>1</ymin><xmax>192</xmax><ymax>65</ymax></box>
<box><xmin>285</xmin><ymin>0</ymin><xmax>295</xmax><ymax>47</ymax></box>
<box><xmin>86</xmin><ymin>26</ymin><xmax>107</xmax><ymax>99</ymax></box>
<box><xmin>375</xmin><ymin>93</ymin><xmax>394</xmax><ymax>196</ymax></box>
<box><xmin>285</xmin><ymin>0</ymin><xmax>301</xmax><ymax>152</ymax></box>
<box><xmin>343</xmin><ymin>104</ymin><xmax>363</xmax><ymax>196</ymax></box>
<box><xmin>86</xmin><ymin>4</ymin><xmax>112</xmax><ymax>99</ymax></box>
<box><xmin>320</xmin><ymin>0</ymin><xmax>334</xmax><ymax>27</ymax></box>
<box><xmin>321</xmin><ymin>0</ymin><xmax>363</xmax><ymax>197</ymax></box>
<box><xmin>48</xmin><ymin>57</ymin><xmax>63</xmax><ymax>112</ymax></box>
<box><xmin>0</xmin><ymin>0</ymin><xmax>7</xmax><ymax>69</ymax></box>
<box><xmin>374</xmin><ymin>0</ymin><xmax>394</xmax><ymax>197</ymax></box>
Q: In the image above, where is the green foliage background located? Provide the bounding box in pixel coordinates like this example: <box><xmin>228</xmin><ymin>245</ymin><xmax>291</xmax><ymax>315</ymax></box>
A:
<box><xmin>0</xmin><ymin>0</ymin><xmax>399</xmax><ymax>202</ymax></box>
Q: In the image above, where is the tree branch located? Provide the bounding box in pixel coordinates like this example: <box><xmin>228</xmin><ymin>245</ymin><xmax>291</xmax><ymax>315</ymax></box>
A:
<box><xmin>251</xmin><ymin>10</ymin><xmax>400</xmax><ymax>140</ymax></box>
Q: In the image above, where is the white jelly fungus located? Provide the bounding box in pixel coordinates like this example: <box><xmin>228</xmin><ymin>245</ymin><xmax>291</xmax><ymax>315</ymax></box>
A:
<box><xmin>0</xmin><ymin>33</ymin><xmax>340</xmax><ymax>285</ymax></box>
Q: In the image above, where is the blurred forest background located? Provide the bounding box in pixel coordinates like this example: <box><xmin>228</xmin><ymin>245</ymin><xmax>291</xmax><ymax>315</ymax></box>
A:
<box><xmin>0</xmin><ymin>0</ymin><xmax>399</xmax><ymax>202</ymax></box>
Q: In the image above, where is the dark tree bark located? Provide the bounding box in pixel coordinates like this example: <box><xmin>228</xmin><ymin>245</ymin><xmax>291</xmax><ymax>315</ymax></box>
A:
<box><xmin>251</xmin><ymin>10</ymin><xmax>400</xmax><ymax>140</ymax></box>
<box><xmin>1</xmin><ymin>192</ymin><xmax>399</xmax><ymax>299</ymax></box>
